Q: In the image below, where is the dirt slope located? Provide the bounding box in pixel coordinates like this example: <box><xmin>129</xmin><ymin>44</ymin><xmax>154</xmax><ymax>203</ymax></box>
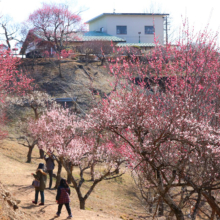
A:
<box><xmin>0</xmin><ymin>138</ymin><xmax>152</xmax><ymax>220</ymax></box>
<box><xmin>20</xmin><ymin>59</ymin><xmax>115</xmax><ymax>113</ymax></box>
<box><xmin>0</xmin><ymin>141</ymin><xmax>122</xmax><ymax>220</ymax></box>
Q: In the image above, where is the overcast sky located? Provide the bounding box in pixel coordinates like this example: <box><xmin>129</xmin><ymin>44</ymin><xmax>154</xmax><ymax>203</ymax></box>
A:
<box><xmin>0</xmin><ymin>0</ymin><xmax>220</xmax><ymax>43</ymax></box>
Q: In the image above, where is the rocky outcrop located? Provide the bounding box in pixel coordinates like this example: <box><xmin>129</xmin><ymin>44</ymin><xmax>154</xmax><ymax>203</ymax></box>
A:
<box><xmin>0</xmin><ymin>181</ymin><xmax>31</xmax><ymax>220</ymax></box>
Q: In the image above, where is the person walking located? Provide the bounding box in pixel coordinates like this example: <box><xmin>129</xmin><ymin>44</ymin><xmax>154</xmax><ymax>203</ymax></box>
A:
<box><xmin>56</xmin><ymin>178</ymin><xmax>72</xmax><ymax>218</ymax></box>
<box><xmin>32</xmin><ymin>163</ymin><xmax>47</xmax><ymax>205</ymax></box>
<box><xmin>44</xmin><ymin>152</ymin><xmax>55</xmax><ymax>189</ymax></box>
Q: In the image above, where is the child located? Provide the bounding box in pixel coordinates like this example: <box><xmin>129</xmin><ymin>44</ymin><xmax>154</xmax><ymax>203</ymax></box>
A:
<box><xmin>56</xmin><ymin>178</ymin><xmax>72</xmax><ymax>218</ymax></box>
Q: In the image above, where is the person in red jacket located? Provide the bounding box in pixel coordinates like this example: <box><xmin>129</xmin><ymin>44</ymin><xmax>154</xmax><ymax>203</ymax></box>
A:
<box><xmin>56</xmin><ymin>178</ymin><xmax>72</xmax><ymax>218</ymax></box>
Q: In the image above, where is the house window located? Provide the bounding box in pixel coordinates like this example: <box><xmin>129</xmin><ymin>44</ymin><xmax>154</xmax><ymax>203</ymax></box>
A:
<box><xmin>116</xmin><ymin>26</ymin><xmax>127</xmax><ymax>35</ymax></box>
<box><xmin>145</xmin><ymin>26</ymin><xmax>155</xmax><ymax>34</ymax></box>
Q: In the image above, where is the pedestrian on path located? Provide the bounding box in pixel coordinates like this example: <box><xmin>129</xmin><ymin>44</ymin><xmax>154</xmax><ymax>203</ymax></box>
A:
<box><xmin>56</xmin><ymin>178</ymin><xmax>72</xmax><ymax>218</ymax></box>
<box><xmin>44</xmin><ymin>152</ymin><xmax>55</xmax><ymax>189</ymax></box>
<box><xmin>32</xmin><ymin>163</ymin><xmax>47</xmax><ymax>205</ymax></box>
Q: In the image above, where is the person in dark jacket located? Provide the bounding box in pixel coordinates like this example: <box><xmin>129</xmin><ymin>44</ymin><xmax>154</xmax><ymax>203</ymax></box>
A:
<box><xmin>56</xmin><ymin>178</ymin><xmax>72</xmax><ymax>218</ymax></box>
<box><xmin>44</xmin><ymin>152</ymin><xmax>55</xmax><ymax>189</ymax></box>
<box><xmin>32</xmin><ymin>163</ymin><xmax>47</xmax><ymax>205</ymax></box>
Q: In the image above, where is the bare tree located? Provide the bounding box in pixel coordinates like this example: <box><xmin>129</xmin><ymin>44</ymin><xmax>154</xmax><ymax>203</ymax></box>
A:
<box><xmin>27</xmin><ymin>3</ymin><xmax>82</xmax><ymax>77</ymax></box>
<box><xmin>143</xmin><ymin>1</ymin><xmax>176</xmax><ymax>44</ymax></box>
<box><xmin>6</xmin><ymin>91</ymin><xmax>57</xmax><ymax>161</ymax></box>
<box><xmin>0</xmin><ymin>15</ymin><xmax>21</xmax><ymax>49</ymax></box>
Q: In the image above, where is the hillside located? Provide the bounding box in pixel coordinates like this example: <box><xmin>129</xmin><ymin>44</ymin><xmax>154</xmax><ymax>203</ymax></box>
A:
<box><xmin>0</xmin><ymin>138</ymin><xmax>152</xmax><ymax>220</ymax></box>
<box><xmin>20</xmin><ymin>58</ymin><xmax>115</xmax><ymax>113</ymax></box>
<box><xmin>0</xmin><ymin>58</ymin><xmax>154</xmax><ymax>220</ymax></box>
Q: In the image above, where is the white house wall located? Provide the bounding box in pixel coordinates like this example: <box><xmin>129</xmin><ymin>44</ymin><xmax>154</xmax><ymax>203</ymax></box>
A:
<box><xmin>89</xmin><ymin>15</ymin><xmax>165</xmax><ymax>44</ymax></box>
<box><xmin>89</xmin><ymin>16</ymin><xmax>108</xmax><ymax>33</ymax></box>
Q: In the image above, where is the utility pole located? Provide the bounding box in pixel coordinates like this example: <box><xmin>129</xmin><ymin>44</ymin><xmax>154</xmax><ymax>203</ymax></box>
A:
<box><xmin>166</xmin><ymin>16</ymin><xmax>168</xmax><ymax>45</ymax></box>
<box><xmin>163</xmin><ymin>15</ymin><xmax>169</xmax><ymax>45</ymax></box>
<box><xmin>138</xmin><ymin>32</ymin><xmax>141</xmax><ymax>43</ymax></box>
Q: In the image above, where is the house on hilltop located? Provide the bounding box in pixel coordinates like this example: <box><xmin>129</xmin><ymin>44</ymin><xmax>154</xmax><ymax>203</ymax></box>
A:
<box><xmin>20</xmin><ymin>29</ymin><xmax>125</xmax><ymax>58</ymax></box>
<box><xmin>86</xmin><ymin>13</ymin><xmax>169</xmax><ymax>47</ymax></box>
<box><xmin>20</xmin><ymin>13</ymin><xmax>169</xmax><ymax>57</ymax></box>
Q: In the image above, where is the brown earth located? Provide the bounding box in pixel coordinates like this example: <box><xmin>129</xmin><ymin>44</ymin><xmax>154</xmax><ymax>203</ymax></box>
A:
<box><xmin>19</xmin><ymin>59</ymin><xmax>115</xmax><ymax>113</ymax></box>
<box><xmin>0</xmin><ymin>138</ymin><xmax>150</xmax><ymax>220</ymax></box>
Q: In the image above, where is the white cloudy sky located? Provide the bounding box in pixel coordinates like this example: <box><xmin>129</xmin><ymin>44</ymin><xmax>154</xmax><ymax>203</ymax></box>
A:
<box><xmin>0</xmin><ymin>0</ymin><xmax>220</xmax><ymax>43</ymax></box>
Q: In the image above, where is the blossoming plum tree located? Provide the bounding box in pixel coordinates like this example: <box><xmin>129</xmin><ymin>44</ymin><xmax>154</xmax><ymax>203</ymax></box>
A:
<box><xmin>0</xmin><ymin>50</ymin><xmax>32</xmax><ymax>139</ymax></box>
<box><xmin>27</xmin><ymin>21</ymin><xmax>220</xmax><ymax>218</ymax></box>
<box><xmin>88</xmin><ymin>26</ymin><xmax>220</xmax><ymax>219</ymax></box>
<box><xmin>29</xmin><ymin>106</ymin><xmax>126</xmax><ymax>209</ymax></box>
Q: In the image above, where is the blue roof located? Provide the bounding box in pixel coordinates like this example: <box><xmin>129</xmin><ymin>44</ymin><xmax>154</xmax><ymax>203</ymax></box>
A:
<box><xmin>29</xmin><ymin>30</ymin><xmax>126</xmax><ymax>43</ymax></box>
<box><xmin>75</xmin><ymin>31</ymin><xmax>126</xmax><ymax>42</ymax></box>
<box><xmin>116</xmin><ymin>43</ymin><xmax>155</xmax><ymax>47</ymax></box>
<box><xmin>84</xmin><ymin>31</ymin><xmax>112</xmax><ymax>36</ymax></box>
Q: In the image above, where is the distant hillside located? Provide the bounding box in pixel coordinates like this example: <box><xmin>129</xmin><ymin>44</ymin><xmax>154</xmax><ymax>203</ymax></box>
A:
<box><xmin>19</xmin><ymin>58</ymin><xmax>115</xmax><ymax>113</ymax></box>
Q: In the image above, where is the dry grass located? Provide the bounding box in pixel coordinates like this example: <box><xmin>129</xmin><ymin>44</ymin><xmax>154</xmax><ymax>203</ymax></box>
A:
<box><xmin>0</xmin><ymin>138</ymin><xmax>150</xmax><ymax>220</ymax></box>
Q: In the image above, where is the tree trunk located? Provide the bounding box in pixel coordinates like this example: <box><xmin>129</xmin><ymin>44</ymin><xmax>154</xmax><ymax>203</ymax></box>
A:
<box><xmin>85</xmin><ymin>53</ymin><xmax>89</xmax><ymax>65</ymax></box>
<box><xmin>39</xmin><ymin>149</ymin><xmax>44</xmax><ymax>158</ymax></box>
<box><xmin>32</xmin><ymin>59</ymin><xmax>34</xmax><ymax>70</ymax></box>
<box><xmin>58</xmin><ymin>60</ymin><xmax>62</xmax><ymax>78</ymax></box>
<box><xmin>55</xmin><ymin>161</ymin><xmax>62</xmax><ymax>189</ymax></box>
<box><xmin>167</xmin><ymin>211</ymin><xmax>175</xmax><ymax>220</ymax></box>
<box><xmin>27</xmin><ymin>145</ymin><xmax>34</xmax><ymax>163</ymax></box>
<box><xmin>160</xmin><ymin>192</ymin><xmax>184</xmax><ymax>220</ymax></box>
<box><xmin>149</xmin><ymin>203</ymin><xmax>153</xmax><ymax>213</ymax></box>
<box><xmin>191</xmin><ymin>192</ymin><xmax>201</xmax><ymax>220</ymax></box>
<box><xmin>80</xmin><ymin>199</ymin><xmax>85</xmax><ymax>210</ymax></box>
<box><xmin>33</xmin><ymin>107</ymin><xmax>39</xmax><ymax>120</ymax></box>
<box><xmin>2</xmin><ymin>24</ymin><xmax>11</xmax><ymax>49</ymax></box>
<box><xmin>31</xmin><ymin>55</ymin><xmax>36</xmax><ymax>70</ymax></box>
<box><xmin>100</xmin><ymin>58</ymin><xmax>104</xmax><ymax>66</ymax></box>
<box><xmin>69</xmin><ymin>175</ymin><xmax>86</xmax><ymax>210</ymax></box>
<box><xmin>158</xmin><ymin>200</ymin><xmax>164</xmax><ymax>217</ymax></box>
<box><xmin>157</xmin><ymin>176</ymin><xmax>184</xmax><ymax>220</ymax></box>
<box><xmin>211</xmin><ymin>210</ymin><xmax>215</xmax><ymax>220</ymax></box>
<box><xmin>90</xmin><ymin>163</ymin><xmax>95</xmax><ymax>181</ymax></box>
<box><xmin>202</xmin><ymin>191</ymin><xmax>220</xmax><ymax>218</ymax></box>
<box><xmin>65</xmin><ymin>162</ymin><xmax>73</xmax><ymax>184</ymax></box>
<box><xmin>216</xmin><ymin>213</ymin><xmax>220</xmax><ymax>220</ymax></box>
<box><xmin>164</xmin><ymin>199</ymin><xmax>184</xmax><ymax>220</ymax></box>
<box><xmin>67</xmin><ymin>172</ymin><xmax>72</xmax><ymax>184</ymax></box>
<box><xmin>100</xmin><ymin>56</ymin><xmax>105</xmax><ymax>66</ymax></box>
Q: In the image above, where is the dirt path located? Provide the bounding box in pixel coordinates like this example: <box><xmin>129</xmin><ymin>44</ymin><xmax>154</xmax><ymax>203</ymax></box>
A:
<box><xmin>0</xmin><ymin>145</ymin><xmax>121</xmax><ymax>220</ymax></box>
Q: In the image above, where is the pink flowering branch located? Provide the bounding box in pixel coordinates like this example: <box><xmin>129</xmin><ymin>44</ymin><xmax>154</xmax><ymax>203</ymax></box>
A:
<box><xmin>88</xmin><ymin>22</ymin><xmax>220</xmax><ymax>218</ymax></box>
<box><xmin>29</xmin><ymin>105</ymin><xmax>126</xmax><ymax>210</ymax></box>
